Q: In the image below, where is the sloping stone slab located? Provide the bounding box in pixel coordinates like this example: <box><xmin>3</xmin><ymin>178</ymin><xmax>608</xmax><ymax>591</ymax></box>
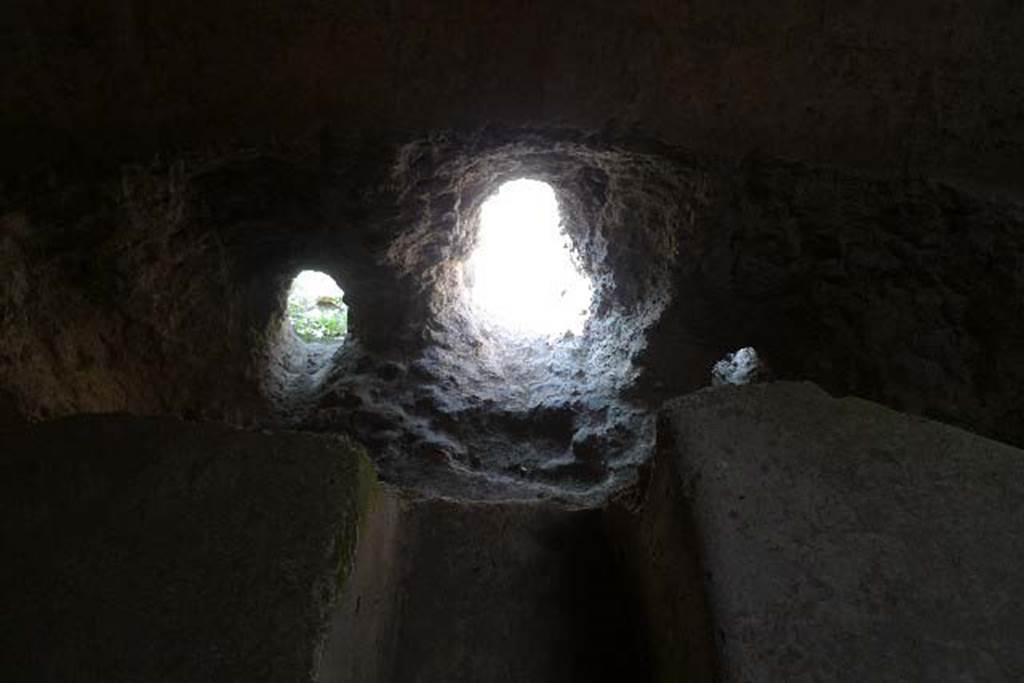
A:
<box><xmin>659</xmin><ymin>382</ymin><xmax>1024</xmax><ymax>682</ymax></box>
<box><xmin>1</xmin><ymin>415</ymin><xmax>376</xmax><ymax>683</ymax></box>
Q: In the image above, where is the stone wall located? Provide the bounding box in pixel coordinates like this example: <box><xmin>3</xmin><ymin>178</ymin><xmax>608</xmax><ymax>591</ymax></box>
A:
<box><xmin>619</xmin><ymin>382</ymin><xmax>1024</xmax><ymax>681</ymax></box>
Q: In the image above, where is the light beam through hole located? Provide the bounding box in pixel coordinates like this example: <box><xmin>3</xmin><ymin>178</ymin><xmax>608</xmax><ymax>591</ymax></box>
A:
<box><xmin>465</xmin><ymin>179</ymin><xmax>593</xmax><ymax>337</ymax></box>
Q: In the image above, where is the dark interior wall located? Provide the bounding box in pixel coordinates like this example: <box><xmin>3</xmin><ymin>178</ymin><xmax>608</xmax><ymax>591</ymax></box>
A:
<box><xmin>0</xmin><ymin>159</ymin><xmax>309</xmax><ymax>425</ymax></box>
<box><xmin>3</xmin><ymin>0</ymin><xmax>1023</xmax><ymax>192</ymax></box>
<box><xmin>3</xmin><ymin>1</ymin><xmax>1022</xmax><ymax>450</ymax></box>
<box><xmin>3</xmin><ymin>137</ymin><xmax>1022</xmax><ymax>454</ymax></box>
<box><xmin>638</xmin><ymin>156</ymin><xmax>1024</xmax><ymax>447</ymax></box>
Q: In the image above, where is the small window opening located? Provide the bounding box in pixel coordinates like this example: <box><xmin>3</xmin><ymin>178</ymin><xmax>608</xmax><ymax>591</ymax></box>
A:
<box><xmin>287</xmin><ymin>270</ymin><xmax>348</xmax><ymax>343</ymax></box>
<box><xmin>464</xmin><ymin>179</ymin><xmax>593</xmax><ymax>338</ymax></box>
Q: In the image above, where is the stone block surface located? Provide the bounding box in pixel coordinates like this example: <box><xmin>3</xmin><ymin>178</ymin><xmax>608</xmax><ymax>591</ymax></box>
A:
<box><xmin>0</xmin><ymin>415</ymin><xmax>375</xmax><ymax>683</ymax></box>
<box><xmin>659</xmin><ymin>382</ymin><xmax>1024</xmax><ymax>682</ymax></box>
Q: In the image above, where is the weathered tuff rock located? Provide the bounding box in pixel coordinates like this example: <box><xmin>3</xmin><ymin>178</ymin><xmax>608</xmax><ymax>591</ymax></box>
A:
<box><xmin>634</xmin><ymin>382</ymin><xmax>1024</xmax><ymax>682</ymax></box>
<box><xmin>3</xmin><ymin>138</ymin><xmax>1023</xmax><ymax>501</ymax></box>
<box><xmin>0</xmin><ymin>415</ymin><xmax>377</xmax><ymax>683</ymax></box>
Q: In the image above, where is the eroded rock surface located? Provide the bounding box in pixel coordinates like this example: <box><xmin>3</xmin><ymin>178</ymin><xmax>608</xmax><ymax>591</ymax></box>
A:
<box><xmin>3</xmin><ymin>135</ymin><xmax>1023</xmax><ymax>502</ymax></box>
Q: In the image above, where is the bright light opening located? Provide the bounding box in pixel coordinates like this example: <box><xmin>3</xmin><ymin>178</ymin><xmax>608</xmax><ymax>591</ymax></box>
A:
<box><xmin>465</xmin><ymin>179</ymin><xmax>593</xmax><ymax>337</ymax></box>
<box><xmin>287</xmin><ymin>270</ymin><xmax>348</xmax><ymax>343</ymax></box>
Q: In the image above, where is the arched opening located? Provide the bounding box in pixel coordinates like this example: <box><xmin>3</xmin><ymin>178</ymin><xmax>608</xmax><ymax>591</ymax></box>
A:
<box><xmin>463</xmin><ymin>179</ymin><xmax>593</xmax><ymax>338</ymax></box>
<box><xmin>263</xmin><ymin>269</ymin><xmax>350</xmax><ymax>425</ymax></box>
<box><xmin>287</xmin><ymin>270</ymin><xmax>348</xmax><ymax>343</ymax></box>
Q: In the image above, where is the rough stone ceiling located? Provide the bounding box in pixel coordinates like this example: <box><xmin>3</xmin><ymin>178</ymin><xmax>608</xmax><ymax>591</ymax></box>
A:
<box><xmin>4</xmin><ymin>130</ymin><xmax>1023</xmax><ymax>499</ymax></box>
<box><xmin>3</xmin><ymin>1</ymin><xmax>1024</xmax><ymax>500</ymax></box>
<box><xmin>3</xmin><ymin>0</ymin><xmax>1024</xmax><ymax>192</ymax></box>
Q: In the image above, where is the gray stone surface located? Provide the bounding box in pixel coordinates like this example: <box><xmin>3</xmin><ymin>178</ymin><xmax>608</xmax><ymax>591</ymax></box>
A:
<box><xmin>0</xmin><ymin>415</ymin><xmax>376</xmax><ymax>683</ymax></box>
<box><xmin>659</xmin><ymin>382</ymin><xmax>1024</xmax><ymax>682</ymax></box>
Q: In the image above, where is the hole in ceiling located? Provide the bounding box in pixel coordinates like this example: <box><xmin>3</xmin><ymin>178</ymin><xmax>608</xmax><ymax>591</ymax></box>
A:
<box><xmin>463</xmin><ymin>179</ymin><xmax>593</xmax><ymax>338</ymax></box>
<box><xmin>287</xmin><ymin>270</ymin><xmax>348</xmax><ymax>343</ymax></box>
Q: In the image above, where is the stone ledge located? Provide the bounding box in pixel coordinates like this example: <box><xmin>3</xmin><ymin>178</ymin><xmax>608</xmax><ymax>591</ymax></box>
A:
<box><xmin>1</xmin><ymin>415</ymin><xmax>376</xmax><ymax>683</ymax></box>
<box><xmin>655</xmin><ymin>382</ymin><xmax>1024</xmax><ymax>682</ymax></box>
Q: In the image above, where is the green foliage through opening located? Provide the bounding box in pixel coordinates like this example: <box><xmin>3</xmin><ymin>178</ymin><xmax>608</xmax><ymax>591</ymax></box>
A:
<box><xmin>288</xmin><ymin>271</ymin><xmax>348</xmax><ymax>343</ymax></box>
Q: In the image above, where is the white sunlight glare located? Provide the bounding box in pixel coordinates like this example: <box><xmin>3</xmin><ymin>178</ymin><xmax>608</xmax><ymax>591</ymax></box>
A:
<box><xmin>465</xmin><ymin>179</ymin><xmax>593</xmax><ymax>337</ymax></box>
<box><xmin>289</xmin><ymin>270</ymin><xmax>344</xmax><ymax>303</ymax></box>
